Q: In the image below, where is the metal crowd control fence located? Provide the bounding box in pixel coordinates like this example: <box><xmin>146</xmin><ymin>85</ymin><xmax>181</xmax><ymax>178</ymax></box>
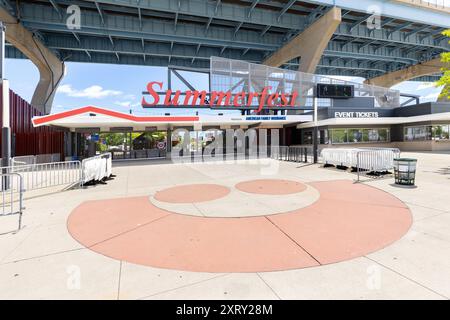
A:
<box><xmin>11</xmin><ymin>155</ymin><xmax>35</xmax><ymax>166</ymax></box>
<box><xmin>1</xmin><ymin>154</ymin><xmax>113</xmax><ymax>232</ymax></box>
<box><xmin>12</xmin><ymin>153</ymin><xmax>61</xmax><ymax>166</ymax></box>
<box><xmin>321</xmin><ymin>148</ymin><xmax>357</xmax><ymax>167</ymax></box>
<box><xmin>1</xmin><ymin>173</ymin><xmax>24</xmax><ymax>231</ymax></box>
<box><xmin>112</xmin><ymin>149</ymin><xmax>165</xmax><ymax>160</ymax></box>
<box><xmin>321</xmin><ymin>148</ymin><xmax>399</xmax><ymax>167</ymax></box>
<box><xmin>1</xmin><ymin>155</ymin><xmax>114</xmax><ymax>191</ymax></box>
<box><xmin>81</xmin><ymin>153</ymin><xmax>113</xmax><ymax>185</ymax></box>
<box><xmin>271</xmin><ymin>146</ymin><xmax>311</xmax><ymax>163</ymax></box>
<box><xmin>0</xmin><ymin>161</ymin><xmax>82</xmax><ymax>191</ymax></box>
<box><xmin>356</xmin><ymin>148</ymin><xmax>401</xmax><ymax>181</ymax></box>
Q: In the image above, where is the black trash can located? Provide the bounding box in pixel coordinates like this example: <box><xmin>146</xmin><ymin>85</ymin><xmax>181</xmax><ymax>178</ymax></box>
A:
<box><xmin>393</xmin><ymin>158</ymin><xmax>417</xmax><ymax>186</ymax></box>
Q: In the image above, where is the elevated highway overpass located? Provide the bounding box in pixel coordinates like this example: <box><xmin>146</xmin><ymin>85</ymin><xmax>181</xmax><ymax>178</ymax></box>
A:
<box><xmin>0</xmin><ymin>0</ymin><xmax>449</xmax><ymax>113</ymax></box>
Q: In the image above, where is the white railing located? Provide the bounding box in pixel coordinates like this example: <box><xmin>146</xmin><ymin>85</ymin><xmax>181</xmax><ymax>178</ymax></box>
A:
<box><xmin>12</xmin><ymin>153</ymin><xmax>61</xmax><ymax>167</ymax></box>
<box><xmin>271</xmin><ymin>146</ymin><xmax>313</xmax><ymax>163</ymax></box>
<box><xmin>320</xmin><ymin>147</ymin><xmax>401</xmax><ymax>181</ymax></box>
<box><xmin>403</xmin><ymin>0</ymin><xmax>450</xmax><ymax>9</ymax></box>
<box><xmin>356</xmin><ymin>148</ymin><xmax>401</xmax><ymax>181</ymax></box>
<box><xmin>2</xmin><ymin>153</ymin><xmax>114</xmax><ymax>191</ymax></box>
<box><xmin>321</xmin><ymin>148</ymin><xmax>356</xmax><ymax>167</ymax></box>
<box><xmin>321</xmin><ymin>148</ymin><xmax>400</xmax><ymax>170</ymax></box>
<box><xmin>1</xmin><ymin>173</ymin><xmax>24</xmax><ymax>232</ymax></box>
<box><xmin>112</xmin><ymin>149</ymin><xmax>165</xmax><ymax>160</ymax></box>
<box><xmin>11</xmin><ymin>155</ymin><xmax>35</xmax><ymax>166</ymax></box>
<box><xmin>1</xmin><ymin>161</ymin><xmax>82</xmax><ymax>191</ymax></box>
<box><xmin>81</xmin><ymin>153</ymin><xmax>113</xmax><ymax>185</ymax></box>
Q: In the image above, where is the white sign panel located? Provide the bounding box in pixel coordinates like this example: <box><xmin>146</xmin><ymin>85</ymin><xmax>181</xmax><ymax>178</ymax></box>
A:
<box><xmin>334</xmin><ymin>111</ymin><xmax>379</xmax><ymax>118</ymax></box>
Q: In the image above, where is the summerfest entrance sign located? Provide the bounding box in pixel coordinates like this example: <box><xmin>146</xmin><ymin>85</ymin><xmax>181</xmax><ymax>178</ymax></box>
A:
<box><xmin>141</xmin><ymin>82</ymin><xmax>300</xmax><ymax>112</ymax></box>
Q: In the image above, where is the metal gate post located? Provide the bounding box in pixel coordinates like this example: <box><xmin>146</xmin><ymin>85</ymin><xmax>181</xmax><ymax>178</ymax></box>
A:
<box><xmin>313</xmin><ymin>97</ymin><xmax>318</xmax><ymax>164</ymax></box>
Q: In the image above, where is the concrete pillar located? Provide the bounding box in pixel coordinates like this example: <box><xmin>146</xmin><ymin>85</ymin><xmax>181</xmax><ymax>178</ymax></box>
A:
<box><xmin>365</xmin><ymin>57</ymin><xmax>450</xmax><ymax>103</ymax></box>
<box><xmin>64</xmin><ymin>132</ymin><xmax>73</xmax><ymax>159</ymax></box>
<box><xmin>166</xmin><ymin>128</ymin><xmax>172</xmax><ymax>159</ymax></box>
<box><xmin>88</xmin><ymin>140</ymin><xmax>96</xmax><ymax>157</ymax></box>
<box><xmin>364</xmin><ymin>57</ymin><xmax>446</xmax><ymax>88</ymax></box>
<box><xmin>73</xmin><ymin>133</ymin><xmax>80</xmax><ymax>158</ymax></box>
<box><xmin>1</xmin><ymin>8</ymin><xmax>65</xmax><ymax>114</ymax></box>
<box><xmin>263</xmin><ymin>7</ymin><xmax>341</xmax><ymax>73</ymax></box>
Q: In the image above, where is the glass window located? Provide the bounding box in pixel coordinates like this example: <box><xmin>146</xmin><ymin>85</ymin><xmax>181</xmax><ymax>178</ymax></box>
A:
<box><xmin>404</xmin><ymin>127</ymin><xmax>414</xmax><ymax>141</ymax></box>
<box><xmin>329</xmin><ymin>128</ymin><xmax>389</xmax><ymax>144</ymax></box>
<box><xmin>404</xmin><ymin>126</ymin><xmax>432</xmax><ymax>141</ymax></box>
<box><xmin>368</xmin><ymin>129</ymin><xmax>379</xmax><ymax>142</ymax></box>
<box><xmin>348</xmin><ymin>129</ymin><xmax>363</xmax><ymax>143</ymax></box>
<box><xmin>378</xmin><ymin>128</ymin><xmax>389</xmax><ymax>142</ymax></box>
<box><xmin>331</xmin><ymin>129</ymin><xmax>348</xmax><ymax>144</ymax></box>
<box><xmin>303</xmin><ymin>131</ymin><xmax>313</xmax><ymax>145</ymax></box>
<box><xmin>432</xmin><ymin>125</ymin><xmax>450</xmax><ymax>140</ymax></box>
<box><xmin>319</xmin><ymin>129</ymin><xmax>329</xmax><ymax>144</ymax></box>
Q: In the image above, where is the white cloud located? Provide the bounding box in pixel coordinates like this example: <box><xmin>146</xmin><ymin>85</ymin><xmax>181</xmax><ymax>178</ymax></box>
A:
<box><xmin>57</xmin><ymin>84</ymin><xmax>122</xmax><ymax>99</ymax></box>
<box><xmin>122</xmin><ymin>94</ymin><xmax>136</xmax><ymax>100</ymax></box>
<box><xmin>114</xmin><ymin>101</ymin><xmax>141</xmax><ymax>108</ymax></box>
<box><xmin>115</xmin><ymin>101</ymin><xmax>132</xmax><ymax>107</ymax></box>
<box><xmin>57</xmin><ymin>84</ymin><xmax>74</xmax><ymax>94</ymax></box>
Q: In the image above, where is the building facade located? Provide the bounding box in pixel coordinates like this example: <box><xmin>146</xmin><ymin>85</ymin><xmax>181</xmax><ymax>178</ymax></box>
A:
<box><xmin>297</xmin><ymin>101</ymin><xmax>450</xmax><ymax>151</ymax></box>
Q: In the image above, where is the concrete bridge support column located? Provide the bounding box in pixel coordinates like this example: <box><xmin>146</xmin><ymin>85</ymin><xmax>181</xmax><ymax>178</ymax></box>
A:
<box><xmin>263</xmin><ymin>6</ymin><xmax>341</xmax><ymax>73</ymax></box>
<box><xmin>364</xmin><ymin>57</ymin><xmax>450</xmax><ymax>103</ymax></box>
<box><xmin>263</xmin><ymin>7</ymin><xmax>341</xmax><ymax>113</ymax></box>
<box><xmin>1</xmin><ymin>8</ymin><xmax>65</xmax><ymax>114</ymax></box>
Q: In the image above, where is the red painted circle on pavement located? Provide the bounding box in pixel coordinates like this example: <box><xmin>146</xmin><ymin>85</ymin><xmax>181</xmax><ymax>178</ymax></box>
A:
<box><xmin>67</xmin><ymin>180</ymin><xmax>412</xmax><ymax>273</ymax></box>
<box><xmin>154</xmin><ymin>184</ymin><xmax>230</xmax><ymax>203</ymax></box>
<box><xmin>235</xmin><ymin>179</ymin><xmax>307</xmax><ymax>195</ymax></box>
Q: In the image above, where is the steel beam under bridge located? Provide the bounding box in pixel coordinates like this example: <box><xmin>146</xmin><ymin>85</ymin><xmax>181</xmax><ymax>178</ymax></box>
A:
<box><xmin>56</xmin><ymin>0</ymin><xmax>450</xmax><ymax>28</ymax></box>
<box><xmin>297</xmin><ymin>0</ymin><xmax>449</xmax><ymax>27</ymax></box>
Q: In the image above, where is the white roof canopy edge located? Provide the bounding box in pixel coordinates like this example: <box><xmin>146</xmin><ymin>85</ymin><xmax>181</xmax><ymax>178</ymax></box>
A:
<box><xmin>32</xmin><ymin>106</ymin><xmax>313</xmax><ymax>131</ymax></box>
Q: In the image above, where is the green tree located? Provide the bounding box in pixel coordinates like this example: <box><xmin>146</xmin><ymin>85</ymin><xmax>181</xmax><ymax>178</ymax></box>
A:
<box><xmin>100</xmin><ymin>133</ymin><xmax>125</xmax><ymax>147</ymax></box>
<box><xmin>437</xmin><ymin>29</ymin><xmax>450</xmax><ymax>100</ymax></box>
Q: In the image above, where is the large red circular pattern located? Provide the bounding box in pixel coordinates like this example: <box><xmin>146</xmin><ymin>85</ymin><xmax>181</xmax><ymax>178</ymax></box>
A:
<box><xmin>67</xmin><ymin>180</ymin><xmax>412</xmax><ymax>273</ymax></box>
<box><xmin>154</xmin><ymin>184</ymin><xmax>230</xmax><ymax>203</ymax></box>
<box><xmin>235</xmin><ymin>179</ymin><xmax>307</xmax><ymax>195</ymax></box>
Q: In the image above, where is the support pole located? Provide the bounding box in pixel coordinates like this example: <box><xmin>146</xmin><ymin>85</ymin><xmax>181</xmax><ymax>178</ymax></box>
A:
<box><xmin>313</xmin><ymin>96</ymin><xmax>318</xmax><ymax>164</ymax></box>
<box><xmin>1</xmin><ymin>21</ymin><xmax>10</xmax><ymax>189</ymax></box>
<box><xmin>166</xmin><ymin>128</ymin><xmax>172</xmax><ymax>159</ymax></box>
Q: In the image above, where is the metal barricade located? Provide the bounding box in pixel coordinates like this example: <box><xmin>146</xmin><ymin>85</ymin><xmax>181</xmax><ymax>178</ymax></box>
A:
<box><xmin>271</xmin><ymin>146</ymin><xmax>310</xmax><ymax>163</ymax></box>
<box><xmin>12</xmin><ymin>155</ymin><xmax>36</xmax><ymax>166</ymax></box>
<box><xmin>81</xmin><ymin>153</ymin><xmax>112</xmax><ymax>185</ymax></box>
<box><xmin>0</xmin><ymin>161</ymin><xmax>82</xmax><ymax>191</ymax></box>
<box><xmin>321</xmin><ymin>148</ymin><xmax>357</xmax><ymax>167</ymax></box>
<box><xmin>1</xmin><ymin>173</ymin><xmax>24</xmax><ymax>231</ymax></box>
<box><xmin>12</xmin><ymin>154</ymin><xmax>61</xmax><ymax>166</ymax></box>
<box><xmin>36</xmin><ymin>153</ymin><xmax>61</xmax><ymax>164</ymax></box>
<box><xmin>356</xmin><ymin>148</ymin><xmax>401</xmax><ymax>181</ymax></box>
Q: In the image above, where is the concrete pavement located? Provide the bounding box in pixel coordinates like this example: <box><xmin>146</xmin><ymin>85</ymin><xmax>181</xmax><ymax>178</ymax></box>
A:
<box><xmin>0</xmin><ymin>152</ymin><xmax>449</xmax><ymax>299</ymax></box>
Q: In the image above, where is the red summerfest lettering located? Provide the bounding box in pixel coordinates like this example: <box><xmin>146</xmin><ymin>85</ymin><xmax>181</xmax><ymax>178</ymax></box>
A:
<box><xmin>142</xmin><ymin>82</ymin><xmax>299</xmax><ymax>111</ymax></box>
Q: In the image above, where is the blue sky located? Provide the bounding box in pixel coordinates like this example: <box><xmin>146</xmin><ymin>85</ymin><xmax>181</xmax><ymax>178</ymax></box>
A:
<box><xmin>5</xmin><ymin>58</ymin><xmax>443</xmax><ymax>115</ymax></box>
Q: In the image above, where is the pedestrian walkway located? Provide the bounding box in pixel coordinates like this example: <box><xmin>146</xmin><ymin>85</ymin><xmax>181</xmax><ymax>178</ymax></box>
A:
<box><xmin>0</xmin><ymin>153</ymin><xmax>449</xmax><ymax>299</ymax></box>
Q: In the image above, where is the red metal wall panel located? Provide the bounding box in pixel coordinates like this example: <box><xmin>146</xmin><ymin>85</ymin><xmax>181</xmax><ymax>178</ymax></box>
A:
<box><xmin>0</xmin><ymin>86</ymin><xmax>64</xmax><ymax>159</ymax></box>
